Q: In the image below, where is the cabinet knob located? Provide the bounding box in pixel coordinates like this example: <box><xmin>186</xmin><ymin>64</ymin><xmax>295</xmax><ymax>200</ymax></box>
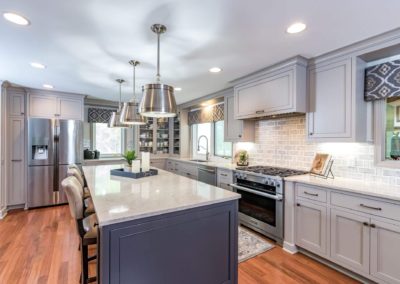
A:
<box><xmin>370</xmin><ymin>224</ymin><xmax>376</xmax><ymax>228</ymax></box>
<box><xmin>296</xmin><ymin>203</ymin><xmax>301</xmax><ymax>207</ymax></box>
<box><xmin>20</xmin><ymin>112</ymin><xmax>25</xmax><ymax>115</ymax></box>
<box><xmin>238</xmin><ymin>134</ymin><xmax>242</xmax><ymax>138</ymax></box>
<box><xmin>309</xmin><ymin>132</ymin><xmax>313</xmax><ymax>136</ymax></box>
<box><xmin>363</xmin><ymin>222</ymin><xmax>369</xmax><ymax>227</ymax></box>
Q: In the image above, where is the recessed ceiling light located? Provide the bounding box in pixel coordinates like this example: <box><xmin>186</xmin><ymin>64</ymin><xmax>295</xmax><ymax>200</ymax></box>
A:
<box><xmin>286</xmin><ymin>22</ymin><xmax>306</xmax><ymax>34</ymax></box>
<box><xmin>43</xmin><ymin>84</ymin><xmax>54</xmax><ymax>89</ymax></box>
<box><xmin>30</xmin><ymin>62</ymin><xmax>46</xmax><ymax>69</ymax></box>
<box><xmin>174</xmin><ymin>87</ymin><xmax>182</xmax><ymax>91</ymax></box>
<box><xmin>3</xmin><ymin>12</ymin><xmax>30</xmax><ymax>26</ymax></box>
<box><xmin>209</xmin><ymin>67</ymin><xmax>222</xmax><ymax>73</ymax></box>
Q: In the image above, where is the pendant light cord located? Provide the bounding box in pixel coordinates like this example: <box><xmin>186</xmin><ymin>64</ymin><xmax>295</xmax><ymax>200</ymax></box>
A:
<box><xmin>133</xmin><ymin>63</ymin><xmax>136</xmax><ymax>102</ymax></box>
<box><xmin>156</xmin><ymin>32</ymin><xmax>161</xmax><ymax>82</ymax></box>
<box><xmin>118</xmin><ymin>81</ymin><xmax>122</xmax><ymax>111</ymax></box>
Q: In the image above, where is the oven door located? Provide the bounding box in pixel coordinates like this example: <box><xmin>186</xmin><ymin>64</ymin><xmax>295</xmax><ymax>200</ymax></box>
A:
<box><xmin>230</xmin><ymin>183</ymin><xmax>283</xmax><ymax>241</ymax></box>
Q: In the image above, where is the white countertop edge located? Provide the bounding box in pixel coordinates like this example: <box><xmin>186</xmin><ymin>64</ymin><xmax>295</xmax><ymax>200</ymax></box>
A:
<box><xmin>285</xmin><ymin>174</ymin><xmax>400</xmax><ymax>202</ymax></box>
<box><xmin>97</xmin><ymin>195</ymin><xmax>240</xmax><ymax>226</ymax></box>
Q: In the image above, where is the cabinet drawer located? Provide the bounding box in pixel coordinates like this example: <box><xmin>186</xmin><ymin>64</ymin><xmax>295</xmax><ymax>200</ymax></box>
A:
<box><xmin>182</xmin><ymin>164</ymin><xmax>198</xmax><ymax>179</ymax></box>
<box><xmin>331</xmin><ymin>192</ymin><xmax>400</xmax><ymax>221</ymax></box>
<box><xmin>217</xmin><ymin>169</ymin><xmax>233</xmax><ymax>185</ymax></box>
<box><xmin>296</xmin><ymin>184</ymin><xmax>327</xmax><ymax>203</ymax></box>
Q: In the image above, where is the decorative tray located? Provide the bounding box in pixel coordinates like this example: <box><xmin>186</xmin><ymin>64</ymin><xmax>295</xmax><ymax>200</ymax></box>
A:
<box><xmin>110</xmin><ymin>168</ymin><xmax>158</xmax><ymax>179</ymax></box>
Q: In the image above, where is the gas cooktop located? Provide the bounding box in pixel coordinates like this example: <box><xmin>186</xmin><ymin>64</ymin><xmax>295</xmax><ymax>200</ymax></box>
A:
<box><xmin>235</xmin><ymin>165</ymin><xmax>308</xmax><ymax>178</ymax></box>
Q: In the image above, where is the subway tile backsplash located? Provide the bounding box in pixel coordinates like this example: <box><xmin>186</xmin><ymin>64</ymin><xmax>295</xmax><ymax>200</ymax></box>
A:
<box><xmin>236</xmin><ymin>115</ymin><xmax>400</xmax><ymax>185</ymax></box>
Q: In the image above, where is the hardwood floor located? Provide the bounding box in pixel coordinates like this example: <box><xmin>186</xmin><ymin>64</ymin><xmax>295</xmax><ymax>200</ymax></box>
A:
<box><xmin>0</xmin><ymin>206</ymin><xmax>359</xmax><ymax>284</ymax></box>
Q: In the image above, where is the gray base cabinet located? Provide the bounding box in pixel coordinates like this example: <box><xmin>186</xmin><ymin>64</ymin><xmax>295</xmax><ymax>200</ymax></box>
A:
<box><xmin>330</xmin><ymin>208</ymin><xmax>370</xmax><ymax>274</ymax></box>
<box><xmin>99</xmin><ymin>201</ymin><xmax>238</xmax><ymax>284</ymax></box>
<box><xmin>295</xmin><ymin>199</ymin><xmax>327</xmax><ymax>257</ymax></box>
<box><xmin>293</xmin><ymin>183</ymin><xmax>400</xmax><ymax>283</ymax></box>
<box><xmin>370</xmin><ymin>218</ymin><xmax>400</xmax><ymax>284</ymax></box>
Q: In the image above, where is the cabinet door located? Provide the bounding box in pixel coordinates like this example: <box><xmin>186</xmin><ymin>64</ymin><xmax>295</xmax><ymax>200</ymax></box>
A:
<box><xmin>29</xmin><ymin>94</ymin><xmax>57</xmax><ymax>118</ymax></box>
<box><xmin>295</xmin><ymin>200</ymin><xmax>327</xmax><ymax>256</ymax></box>
<box><xmin>218</xmin><ymin>182</ymin><xmax>232</xmax><ymax>191</ymax></box>
<box><xmin>370</xmin><ymin>219</ymin><xmax>400</xmax><ymax>283</ymax></box>
<box><xmin>224</xmin><ymin>95</ymin><xmax>243</xmax><ymax>142</ymax></box>
<box><xmin>330</xmin><ymin>208</ymin><xmax>370</xmax><ymax>274</ymax></box>
<box><xmin>235</xmin><ymin>70</ymin><xmax>292</xmax><ymax>118</ymax></box>
<box><xmin>8</xmin><ymin>91</ymin><xmax>25</xmax><ymax>116</ymax></box>
<box><xmin>57</xmin><ymin>97</ymin><xmax>83</xmax><ymax>120</ymax></box>
<box><xmin>7</xmin><ymin>118</ymin><xmax>25</xmax><ymax>205</ymax></box>
<box><xmin>307</xmin><ymin>58</ymin><xmax>352</xmax><ymax>139</ymax></box>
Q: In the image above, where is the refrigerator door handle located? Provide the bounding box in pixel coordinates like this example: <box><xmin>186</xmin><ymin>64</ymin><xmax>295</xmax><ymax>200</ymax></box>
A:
<box><xmin>53</xmin><ymin>119</ymin><xmax>60</xmax><ymax>192</ymax></box>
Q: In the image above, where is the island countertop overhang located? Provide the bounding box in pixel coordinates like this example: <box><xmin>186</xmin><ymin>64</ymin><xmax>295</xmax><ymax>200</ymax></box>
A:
<box><xmin>82</xmin><ymin>164</ymin><xmax>240</xmax><ymax>226</ymax></box>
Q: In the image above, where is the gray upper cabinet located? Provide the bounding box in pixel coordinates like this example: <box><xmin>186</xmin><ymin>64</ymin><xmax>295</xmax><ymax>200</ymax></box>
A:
<box><xmin>7</xmin><ymin>89</ymin><xmax>25</xmax><ymax>117</ymax></box>
<box><xmin>224</xmin><ymin>94</ymin><xmax>254</xmax><ymax>142</ymax></box>
<box><xmin>233</xmin><ymin>56</ymin><xmax>307</xmax><ymax>119</ymax></box>
<box><xmin>307</xmin><ymin>57</ymin><xmax>367</xmax><ymax>141</ymax></box>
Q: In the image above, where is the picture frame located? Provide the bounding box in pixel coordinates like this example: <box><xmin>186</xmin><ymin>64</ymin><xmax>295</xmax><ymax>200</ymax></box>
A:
<box><xmin>310</xmin><ymin>153</ymin><xmax>332</xmax><ymax>176</ymax></box>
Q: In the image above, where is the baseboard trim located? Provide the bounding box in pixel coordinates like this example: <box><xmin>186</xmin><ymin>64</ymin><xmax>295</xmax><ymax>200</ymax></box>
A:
<box><xmin>298</xmin><ymin>248</ymin><xmax>376</xmax><ymax>284</ymax></box>
<box><xmin>0</xmin><ymin>207</ymin><xmax>7</xmax><ymax>219</ymax></box>
<box><xmin>283</xmin><ymin>241</ymin><xmax>298</xmax><ymax>254</ymax></box>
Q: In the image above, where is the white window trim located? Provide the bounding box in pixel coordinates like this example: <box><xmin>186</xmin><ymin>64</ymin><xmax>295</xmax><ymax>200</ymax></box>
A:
<box><xmin>374</xmin><ymin>99</ymin><xmax>400</xmax><ymax>168</ymax></box>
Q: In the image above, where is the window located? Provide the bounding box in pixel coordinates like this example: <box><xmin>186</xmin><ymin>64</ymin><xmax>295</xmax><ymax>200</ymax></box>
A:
<box><xmin>192</xmin><ymin>123</ymin><xmax>211</xmax><ymax>155</ymax></box>
<box><xmin>385</xmin><ymin>97</ymin><xmax>400</xmax><ymax>160</ymax></box>
<box><xmin>191</xmin><ymin>121</ymin><xmax>232</xmax><ymax>158</ymax></box>
<box><xmin>214</xmin><ymin>121</ymin><xmax>232</xmax><ymax>157</ymax></box>
<box><xmin>93</xmin><ymin>123</ymin><xmax>124</xmax><ymax>156</ymax></box>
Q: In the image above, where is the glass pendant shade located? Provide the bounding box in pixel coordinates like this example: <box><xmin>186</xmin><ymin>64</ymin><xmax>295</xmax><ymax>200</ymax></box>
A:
<box><xmin>120</xmin><ymin>60</ymin><xmax>146</xmax><ymax>125</ymax></box>
<box><xmin>108</xmin><ymin>79</ymin><xmax>129</xmax><ymax>128</ymax></box>
<box><xmin>139</xmin><ymin>24</ymin><xmax>177</xmax><ymax>118</ymax></box>
<box><xmin>140</xmin><ymin>83</ymin><xmax>177</xmax><ymax>117</ymax></box>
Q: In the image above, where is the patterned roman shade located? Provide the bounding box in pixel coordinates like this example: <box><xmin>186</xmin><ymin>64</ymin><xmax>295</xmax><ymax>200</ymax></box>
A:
<box><xmin>188</xmin><ymin>103</ymin><xmax>224</xmax><ymax>125</ymax></box>
<box><xmin>365</xmin><ymin>59</ymin><xmax>400</xmax><ymax>101</ymax></box>
<box><xmin>88</xmin><ymin>107</ymin><xmax>116</xmax><ymax>123</ymax></box>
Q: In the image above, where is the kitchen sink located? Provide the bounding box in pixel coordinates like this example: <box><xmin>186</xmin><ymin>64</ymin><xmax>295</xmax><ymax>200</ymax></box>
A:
<box><xmin>190</xmin><ymin>159</ymin><xmax>208</xmax><ymax>162</ymax></box>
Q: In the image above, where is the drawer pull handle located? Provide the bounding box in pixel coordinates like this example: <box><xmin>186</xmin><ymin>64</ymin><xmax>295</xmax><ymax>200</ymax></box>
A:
<box><xmin>186</xmin><ymin>173</ymin><xmax>191</xmax><ymax>176</ymax></box>
<box><xmin>370</xmin><ymin>224</ymin><xmax>376</xmax><ymax>228</ymax></box>
<box><xmin>220</xmin><ymin>174</ymin><xmax>228</xmax><ymax>177</ymax></box>
<box><xmin>304</xmin><ymin>191</ymin><xmax>318</xmax><ymax>197</ymax></box>
<box><xmin>296</xmin><ymin>203</ymin><xmax>301</xmax><ymax>207</ymax></box>
<box><xmin>363</xmin><ymin>222</ymin><xmax>369</xmax><ymax>227</ymax></box>
<box><xmin>255</xmin><ymin>110</ymin><xmax>265</xmax><ymax>114</ymax></box>
<box><xmin>360</xmin><ymin>204</ymin><xmax>382</xmax><ymax>211</ymax></box>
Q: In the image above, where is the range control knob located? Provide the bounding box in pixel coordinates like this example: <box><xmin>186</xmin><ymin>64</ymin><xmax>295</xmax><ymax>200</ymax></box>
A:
<box><xmin>270</xmin><ymin>180</ymin><xmax>276</xmax><ymax>187</ymax></box>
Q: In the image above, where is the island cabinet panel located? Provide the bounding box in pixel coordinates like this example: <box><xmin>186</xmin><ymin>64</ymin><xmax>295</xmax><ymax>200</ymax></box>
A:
<box><xmin>99</xmin><ymin>201</ymin><xmax>238</xmax><ymax>284</ymax></box>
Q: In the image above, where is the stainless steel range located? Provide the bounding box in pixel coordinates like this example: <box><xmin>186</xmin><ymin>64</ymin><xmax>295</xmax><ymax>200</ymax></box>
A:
<box><xmin>231</xmin><ymin>166</ymin><xmax>308</xmax><ymax>244</ymax></box>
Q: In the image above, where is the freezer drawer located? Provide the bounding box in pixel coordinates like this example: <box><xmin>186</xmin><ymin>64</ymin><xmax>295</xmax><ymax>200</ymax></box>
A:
<box><xmin>28</xmin><ymin>165</ymin><xmax>55</xmax><ymax>208</ymax></box>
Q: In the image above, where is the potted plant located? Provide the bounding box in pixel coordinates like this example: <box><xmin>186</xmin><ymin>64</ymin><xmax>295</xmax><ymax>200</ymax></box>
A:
<box><xmin>123</xmin><ymin>150</ymin><xmax>137</xmax><ymax>170</ymax></box>
<box><xmin>237</xmin><ymin>150</ymin><xmax>249</xmax><ymax>166</ymax></box>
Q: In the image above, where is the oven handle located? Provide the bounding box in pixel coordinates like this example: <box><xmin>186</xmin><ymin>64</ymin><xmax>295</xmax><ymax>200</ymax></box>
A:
<box><xmin>230</xmin><ymin>183</ymin><xmax>283</xmax><ymax>201</ymax></box>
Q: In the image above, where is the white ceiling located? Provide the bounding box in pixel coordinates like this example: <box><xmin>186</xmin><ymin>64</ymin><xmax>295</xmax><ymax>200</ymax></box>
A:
<box><xmin>1</xmin><ymin>0</ymin><xmax>400</xmax><ymax>104</ymax></box>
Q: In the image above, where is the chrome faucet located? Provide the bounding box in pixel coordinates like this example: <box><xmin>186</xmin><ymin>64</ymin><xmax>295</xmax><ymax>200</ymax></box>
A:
<box><xmin>197</xmin><ymin>135</ymin><xmax>209</xmax><ymax>161</ymax></box>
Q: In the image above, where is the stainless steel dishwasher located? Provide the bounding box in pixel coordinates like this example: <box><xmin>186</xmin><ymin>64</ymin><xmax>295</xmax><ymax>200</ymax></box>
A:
<box><xmin>197</xmin><ymin>165</ymin><xmax>217</xmax><ymax>186</ymax></box>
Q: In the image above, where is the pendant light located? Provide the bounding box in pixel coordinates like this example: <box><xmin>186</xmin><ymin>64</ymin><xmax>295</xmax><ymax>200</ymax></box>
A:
<box><xmin>120</xmin><ymin>60</ymin><xmax>146</xmax><ymax>125</ymax></box>
<box><xmin>108</xmin><ymin>79</ymin><xmax>129</xmax><ymax>128</ymax></box>
<box><xmin>139</xmin><ymin>24</ymin><xmax>177</xmax><ymax>118</ymax></box>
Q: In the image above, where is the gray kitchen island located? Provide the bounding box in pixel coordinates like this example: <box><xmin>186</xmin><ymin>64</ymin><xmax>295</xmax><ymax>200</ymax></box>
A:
<box><xmin>82</xmin><ymin>164</ymin><xmax>240</xmax><ymax>284</ymax></box>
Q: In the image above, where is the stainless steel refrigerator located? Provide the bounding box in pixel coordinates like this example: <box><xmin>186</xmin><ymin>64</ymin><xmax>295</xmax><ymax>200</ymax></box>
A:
<box><xmin>27</xmin><ymin>118</ymin><xmax>83</xmax><ymax>208</ymax></box>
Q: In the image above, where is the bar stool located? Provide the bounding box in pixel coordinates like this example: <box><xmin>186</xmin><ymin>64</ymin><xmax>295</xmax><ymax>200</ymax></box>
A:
<box><xmin>62</xmin><ymin>176</ymin><xmax>97</xmax><ymax>284</ymax></box>
<box><xmin>67</xmin><ymin>168</ymin><xmax>95</xmax><ymax>217</ymax></box>
<box><xmin>67</xmin><ymin>165</ymin><xmax>91</xmax><ymax>199</ymax></box>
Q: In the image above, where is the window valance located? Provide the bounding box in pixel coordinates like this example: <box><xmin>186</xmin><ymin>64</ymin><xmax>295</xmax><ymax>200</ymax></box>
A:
<box><xmin>88</xmin><ymin>107</ymin><xmax>116</xmax><ymax>123</ymax></box>
<box><xmin>365</xmin><ymin>59</ymin><xmax>400</xmax><ymax>101</ymax></box>
<box><xmin>188</xmin><ymin>103</ymin><xmax>224</xmax><ymax>125</ymax></box>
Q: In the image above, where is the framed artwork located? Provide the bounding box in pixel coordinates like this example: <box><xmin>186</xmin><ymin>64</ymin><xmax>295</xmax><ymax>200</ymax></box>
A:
<box><xmin>310</xmin><ymin>153</ymin><xmax>332</xmax><ymax>176</ymax></box>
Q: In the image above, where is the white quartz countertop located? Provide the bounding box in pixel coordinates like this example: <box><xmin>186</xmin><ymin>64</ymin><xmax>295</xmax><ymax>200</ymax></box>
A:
<box><xmin>82</xmin><ymin>164</ymin><xmax>240</xmax><ymax>226</ymax></box>
<box><xmin>285</xmin><ymin>174</ymin><xmax>400</xmax><ymax>202</ymax></box>
<box><xmin>167</xmin><ymin>157</ymin><xmax>237</xmax><ymax>170</ymax></box>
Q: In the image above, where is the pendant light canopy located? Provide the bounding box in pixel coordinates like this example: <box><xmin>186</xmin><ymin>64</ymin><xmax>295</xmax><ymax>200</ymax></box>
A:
<box><xmin>108</xmin><ymin>79</ymin><xmax>129</xmax><ymax>128</ymax></box>
<box><xmin>120</xmin><ymin>60</ymin><xmax>146</xmax><ymax>125</ymax></box>
<box><xmin>139</xmin><ymin>24</ymin><xmax>177</xmax><ymax>118</ymax></box>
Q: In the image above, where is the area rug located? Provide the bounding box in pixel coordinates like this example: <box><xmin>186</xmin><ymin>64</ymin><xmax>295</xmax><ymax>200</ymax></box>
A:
<box><xmin>238</xmin><ymin>226</ymin><xmax>274</xmax><ymax>263</ymax></box>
